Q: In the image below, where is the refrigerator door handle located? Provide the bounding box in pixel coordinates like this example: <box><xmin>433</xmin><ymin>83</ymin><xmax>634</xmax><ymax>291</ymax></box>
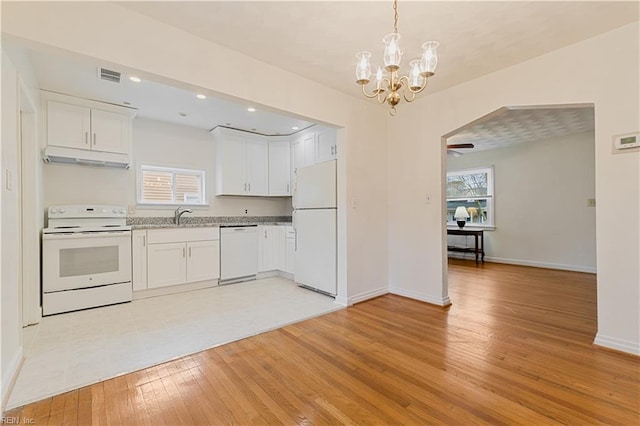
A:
<box><xmin>292</xmin><ymin>211</ymin><xmax>297</xmax><ymax>251</ymax></box>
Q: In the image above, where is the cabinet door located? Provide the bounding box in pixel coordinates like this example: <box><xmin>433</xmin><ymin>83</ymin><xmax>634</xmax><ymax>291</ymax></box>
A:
<box><xmin>47</xmin><ymin>101</ymin><xmax>91</xmax><ymax>150</ymax></box>
<box><xmin>216</xmin><ymin>134</ymin><xmax>246</xmax><ymax>195</ymax></box>
<box><xmin>268</xmin><ymin>140</ymin><xmax>291</xmax><ymax>195</ymax></box>
<box><xmin>187</xmin><ymin>240</ymin><xmax>220</xmax><ymax>283</ymax></box>
<box><xmin>315</xmin><ymin>127</ymin><xmax>337</xmax><ymax>163</ymax></box>
<box><xmin>286</xmin><ymin>235</ymin><xmax>295</xmax><ymax>275</ymax></box>
<box><xmin>260</xmin><ymin>226</ymin><xmax>277</xmax><ymax>272</ymax></box>
<box><xmin>132</xmin><ymin>230</ymin><xmax>148</xmax><ymax>291</ymax></box>
<box><xmin>147</xmin><ymin>242</ymin><xmax>187</xmax><ymax>288</ymax></box>
<box><xmin>245</xmin><ymin>138</ymin><xmax>268</xmax><ymax>196</ymax></box>
<box><xmin>90</xmin><ymin>109</ymin><xmax>129</xmax><ymax>154</ymax></box>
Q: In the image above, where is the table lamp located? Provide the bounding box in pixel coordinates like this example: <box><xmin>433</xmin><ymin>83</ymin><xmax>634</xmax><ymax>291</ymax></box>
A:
<box><xmin>454</xmin><ymin>206</ymin><xmax>469</xmax><ymax>228</ymax></box>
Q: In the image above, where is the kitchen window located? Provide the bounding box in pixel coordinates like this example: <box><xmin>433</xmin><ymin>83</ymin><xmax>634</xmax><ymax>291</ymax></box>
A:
<box><xmin>138</xmin><ymin>165</ymin><xmax>206</xmax><ymax>206</ymax></box>
<box><xmin>446</xmin><ymin>166</ymin><xmax>494</xmax><ymax>227</ymax></box>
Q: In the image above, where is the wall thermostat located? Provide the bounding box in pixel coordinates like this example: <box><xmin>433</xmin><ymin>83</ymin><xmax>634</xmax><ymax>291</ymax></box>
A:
<box><xmin>613</xmin><ymin>131</ymin><xmax>640</xmax><ymax>153</ymax></box>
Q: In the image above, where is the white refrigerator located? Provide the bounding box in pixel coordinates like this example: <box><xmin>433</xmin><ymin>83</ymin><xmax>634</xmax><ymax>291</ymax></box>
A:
<box><xmin>293</xmin><ymin>160</ymin><xmax>337</xmax><ymax>296</ymax></box>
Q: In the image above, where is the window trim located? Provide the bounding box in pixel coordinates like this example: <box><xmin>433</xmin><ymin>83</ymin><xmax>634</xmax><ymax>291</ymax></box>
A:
<box><xmin>137</xmin><ymin>164</ymin><xmax>208</xmax><ymax>207</ymax></box>
<box><xmin>446</xmin><ymin>166</ymin><xmax>494</xmax><ymax>228</ymax></box>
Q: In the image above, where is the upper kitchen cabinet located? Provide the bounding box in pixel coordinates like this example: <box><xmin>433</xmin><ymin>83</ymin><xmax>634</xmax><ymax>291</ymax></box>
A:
<box><xmin>213</xmin><ymin>127</ymin><xmax>268</xmax><ymax>196</ymax></box>
<box><xmin>315</xmin><ymin>126</ymin><xmax>338</xmax><ymax>164</ymax></box>
<box><xmin>42</xmin><ymin>91</ymin><xmax>136</xmax><ymax>168</ymax></box>
<box><xmin>291</xmin><ymin>125</ymin><xmax>337</xmax><ymax>174</ymax></box>
<box><xmin>268</xmin><ymin>138</ymin><xmax>291</xmax><ymax>196</ymax></box>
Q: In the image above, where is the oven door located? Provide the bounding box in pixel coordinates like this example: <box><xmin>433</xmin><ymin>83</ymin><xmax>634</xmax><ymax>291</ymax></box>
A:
<box><xmin>43</xmin><ymin>231</ymin><xmax>132</xmax><ymax>292</ymax></box>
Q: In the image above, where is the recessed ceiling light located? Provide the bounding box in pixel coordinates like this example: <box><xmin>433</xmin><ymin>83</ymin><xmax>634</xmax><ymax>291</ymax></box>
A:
<box><xmin>291</xmin><ymin>126</ymin><xmax>299</xmax><ymax>130</ymax></box>
<box><xmin>129</xmin><ymin>76</ymin><xmax>142</xmax><ymax>83</ymax></box>
<box><xmin>247</xmin><ymin>107</ymin><xmax>256</xmax><ymax>112</ymax></box>
<box><xmin>196</xmin><ymin>94</ymin><xmax>206</xmax><ymax>99</ymax></box>
<box><xmin>178</xmin><ymin>112</ymin><xmax>188</xmax><ymax>117</ymax></box>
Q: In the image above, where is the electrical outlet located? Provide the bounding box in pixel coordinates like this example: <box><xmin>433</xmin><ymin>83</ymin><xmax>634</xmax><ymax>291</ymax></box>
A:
<box><xmin>587</xmin><ymin>198</ymin><xmax>596</xmax><ymax>207</ymax></box>
<box><xmin>245</xmin><ymin>209</ymin><xmax>248</xmax><ymax>215</ymax></box>
<box><xmin>128</xmin><ymin>205</ymin><xmax>136</xmax><ymax>215</ymax></box>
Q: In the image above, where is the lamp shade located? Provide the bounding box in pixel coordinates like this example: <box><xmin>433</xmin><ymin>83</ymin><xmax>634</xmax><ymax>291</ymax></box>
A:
<box><xmin>454</xmin><ymin>206</ymin><xmax>469</xmax><ymax>219</ymax></box>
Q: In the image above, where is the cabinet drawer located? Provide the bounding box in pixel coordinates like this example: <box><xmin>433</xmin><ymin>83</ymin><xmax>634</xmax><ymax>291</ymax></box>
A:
<box><xmin>147</xmin><ymin>227</ymin><xmax>219</xmax><ymax>244</ymax></box>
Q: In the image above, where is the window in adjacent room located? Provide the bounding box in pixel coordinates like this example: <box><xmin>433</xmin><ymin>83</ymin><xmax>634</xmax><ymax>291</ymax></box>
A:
<box><xmin>138</xmin><ymin>165</ymin><xmax>206</xmax><ymax>206</ymax></box>
<box><xmin>446</xmin><ymin>166</ymin><xmax>494</xmax><ymax>227</ymax></box>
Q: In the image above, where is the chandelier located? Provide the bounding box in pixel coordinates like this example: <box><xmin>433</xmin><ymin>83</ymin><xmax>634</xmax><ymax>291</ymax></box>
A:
<box><xmin>355</xmin><ymin>0</ymin><xmax>439</xmax><ymax>115</ymax></box>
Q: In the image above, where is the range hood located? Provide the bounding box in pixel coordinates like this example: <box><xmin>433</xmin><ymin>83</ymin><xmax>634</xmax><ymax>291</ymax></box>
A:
<box><xmin>42</xmin><ymin>146</ymin><xmax>131</xmax><ymax>169</ymax></box>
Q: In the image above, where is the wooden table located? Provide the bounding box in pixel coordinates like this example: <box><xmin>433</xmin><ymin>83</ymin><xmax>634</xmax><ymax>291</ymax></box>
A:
<box><xmin>447</xmin><ymin>228</ymin><xmax>485</xmax><ymax>264</ymax></box>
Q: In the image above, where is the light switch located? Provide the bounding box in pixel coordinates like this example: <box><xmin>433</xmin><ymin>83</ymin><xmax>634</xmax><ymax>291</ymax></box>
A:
<box><xmin>587</xmin><ymin>198</ymin><xmax>596</xmax><ymax>207</ymax></box>
<box><xmin>425</xmin><ymin>194</ymin><xmax>432</xmax><ymax>204</ymax></box>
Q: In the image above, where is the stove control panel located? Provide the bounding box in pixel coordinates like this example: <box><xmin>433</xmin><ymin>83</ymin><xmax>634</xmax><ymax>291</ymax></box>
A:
<box><xmin>48</xmin><ymin>205</ymin><xmax>127</xmax><ymax>219</ymax></box>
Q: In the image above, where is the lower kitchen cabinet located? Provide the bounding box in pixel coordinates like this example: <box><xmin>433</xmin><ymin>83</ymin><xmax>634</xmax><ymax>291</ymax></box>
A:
<box><xmin>259</xmin><ymin>225</ymin><xmax>294</xmax><ymax>275</ymax></box>
<box><xmin>147</xmin><ymin>242</ymin><xmax>188</xmax><ymax>289</ymax></box>
<box><xmin>186</xmin><ymin>240</ymin><xmax>220</xmax><ymax>282</ymax></box>
<box><xmin>136</xmin><ymin>227</ymin><xmax>220</xmax><ymax>291</ymax></box>
<box><xmin>285</xmin><ymin>228</ymin><xmax>295</xmax><ymax>275</ymax></box>
<box><xmin>132</xmin><ymin>229</ymin><xmax>148</xmax><ymax>291</ymax></box>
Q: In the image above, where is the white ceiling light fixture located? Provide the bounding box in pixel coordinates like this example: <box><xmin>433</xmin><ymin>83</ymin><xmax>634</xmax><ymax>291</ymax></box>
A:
<box><xmin>196</xmin><ymin>94</ymin><xmax>206</xmax><ymax>99</ymax></box>
<box><xmin>247</xmin><ymin>107</ymin><xmax>256</xmax><ymax>112</ymax></box>
<box><xmin>291</xmin><ymin>126</ymin><xmax>299</xmax><ymax>130</ymax></box>
<box><xmin>355</xmin><ymin>0</ymin><xmax>439</xmax><ymax>115</ymax></box>
<box><xmin>129</xmin><ymin>76</ymin><xmax>142</xmax><ymax>83</ymax></box>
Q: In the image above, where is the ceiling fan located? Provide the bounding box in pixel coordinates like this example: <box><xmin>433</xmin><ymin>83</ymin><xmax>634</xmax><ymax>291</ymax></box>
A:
<box><xmin>447</xmin><ymin>143</ymin><xmax>474</xmax><ymax>157</ymax></box>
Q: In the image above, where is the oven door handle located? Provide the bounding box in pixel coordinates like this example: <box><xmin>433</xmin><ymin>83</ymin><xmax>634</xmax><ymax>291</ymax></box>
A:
<box><xmin>43</xmin><ymin>231</ymin><xmax>131</xmax><ymax>240</ymax></box>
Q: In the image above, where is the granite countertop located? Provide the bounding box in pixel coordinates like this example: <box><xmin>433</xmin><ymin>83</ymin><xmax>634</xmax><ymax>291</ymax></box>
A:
<box><xmin>128</xmin><ymin>216</ymin><xmax>292</xmax><ymax>230</ymax></box>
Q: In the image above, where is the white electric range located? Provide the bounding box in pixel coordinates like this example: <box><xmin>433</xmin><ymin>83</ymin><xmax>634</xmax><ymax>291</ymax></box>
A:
<box><xmin>42</xmin><ymin>205</ymin><xmax>132</xmax><ymax>315</ymax></box>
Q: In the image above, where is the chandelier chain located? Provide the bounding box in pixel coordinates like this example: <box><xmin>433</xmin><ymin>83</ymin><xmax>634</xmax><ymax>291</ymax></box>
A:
<box><xmin>393</xmin><ymin>0</ymin><xmax>399</xmax><ymax>33</ymax></box>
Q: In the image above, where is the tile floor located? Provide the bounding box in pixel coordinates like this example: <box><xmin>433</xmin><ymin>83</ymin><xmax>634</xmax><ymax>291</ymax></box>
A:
<box><xmin>8</xmin><ymin>277</ymin><xmax>341</xmax><ymax>409</ymax></box>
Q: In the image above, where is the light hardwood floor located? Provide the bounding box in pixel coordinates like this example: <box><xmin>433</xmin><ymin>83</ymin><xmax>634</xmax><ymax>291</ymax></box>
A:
<box><xmin>7</xmin><ymin>260</ymin><xmax>640</xmax><ymax>424</ymax></box>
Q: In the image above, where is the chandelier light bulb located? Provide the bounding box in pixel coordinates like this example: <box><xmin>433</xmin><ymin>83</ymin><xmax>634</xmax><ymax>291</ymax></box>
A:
<box><xmin>355</xmin><ymin>51</ymin><xmax>372</xmax><ymax>84</ymax></box>
<box><xmin>409</xmin><ymin>60</ymin><xmax>424</xmax><ymax>91</ymax></box>
<box><xmin>376</xmin><ymin>67</ymin><xmax>383</xmax><ymax>82</ymax></box>
<box><xmin>420</xmin><ymin>41</ymin><xmax>439</xmax><ymax>76</ymax></box>
<box><xmin>382</xmin><ymin>32</ymin><xmax>402</xmax><ymax>71</ymax></box>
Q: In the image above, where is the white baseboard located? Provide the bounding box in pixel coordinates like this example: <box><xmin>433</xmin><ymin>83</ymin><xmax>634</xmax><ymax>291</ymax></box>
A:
<box><xmin>594</xmin><ymin>333</ymin><xmax>640</xmax><ymax>356</ymax></box>
<box><xmin>389</xmin><ymin>287</ymin><xmax>451</xmax><ymax>307</ymax></box>
<box><xmin>1</xmin><ymin>347</ymin><xmax>24</xmax><ymax>414</ymax></box>
<box><xmin>349</xmin><ymin>287</ymin><xmax>389</xmax><ymax>305</ymax></box>
<box><xmin>449</xmin><ymin>253</ymin><xmax>596</xmax><ymax>274</ymax></box>
<box><xmin>334</xmin><ymin>295</ymin><xmax>350</xmax><ymax>306</ymax></box>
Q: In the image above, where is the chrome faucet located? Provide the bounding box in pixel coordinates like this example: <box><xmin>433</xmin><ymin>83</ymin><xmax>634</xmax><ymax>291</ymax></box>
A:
<box><xmin>174</xmin><ymin>206</ymin><xmax>193</xmax><ymax>225</ymax></box>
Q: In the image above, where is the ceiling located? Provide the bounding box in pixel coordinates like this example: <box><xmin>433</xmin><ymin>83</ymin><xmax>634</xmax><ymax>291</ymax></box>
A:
<box><xmin>26</xmin><ymin>48</ymin><xmax>315</xmax><ymax>135</ymax></box>
<box><xmin>118</xmin><ymin>1</ymin><xmax>639</xmax><ymax>97</ymax></box>
<box><xmin>20</xmin><ymin>1</ymin><xmax>635</xmax><ymax>140</ymax></box>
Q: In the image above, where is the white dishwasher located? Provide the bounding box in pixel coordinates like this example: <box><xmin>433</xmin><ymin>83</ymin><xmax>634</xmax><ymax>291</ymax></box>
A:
<box><xmin>220</xmin><ymin>225</ymin><xmax>259</xmax><ymax>282</ymax></box>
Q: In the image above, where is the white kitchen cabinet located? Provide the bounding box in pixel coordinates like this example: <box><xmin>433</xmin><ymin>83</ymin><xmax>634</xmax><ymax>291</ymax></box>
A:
<box><xmin>213</xmin><ymin>128</ymin><xmax>268</xmax><ymax>196</ymax></box>
<box><xmin>187</xmin><ymin>240</ymin><xmax>220</xmax><ymax>282</ymax></box>
<box><xmin>245</xmin><ymin>138</ymin><xmax>269</xmax><ymax>195</ymax></box>
<box><xmin>285</xmin><ymin>227</ymin><xmax>295</xmax><ymax>275</ymax></box>
<box><xmin>291</xmin><ymin>132</ymin><xmax>316</xmax><ymax>173</ymax></box>
<box><xmin>268</xmin><ymin>139</ymin><xmax>291</xmax><ymax>196</ymax></box>
<box><xmin>132</xmin><ymin>230</ymin><xmax>148</xmax><ymax>291</ymax></box>
<box><xmin>44</xmin><ymin>93</ymin><xmax>133</xmax><ymax>156</ymax></box>
<box><xmin>147</xmin><ymin>242</ymin><xmax>187</xmax><ymax>289</ymax></box>
<box><xmin>315</xmin><ymin>127</ymin><xmax>337</xmax><ymax>163</ymax></box>
<box><xmin>260</xmin><ymin>226</ymin><xmax>285</xmax><ymax>272</ymax></box>
<box><xmin>145</xmin><ymin>227</ymin><xmax>220</xmax><ymax>289</ymax></box>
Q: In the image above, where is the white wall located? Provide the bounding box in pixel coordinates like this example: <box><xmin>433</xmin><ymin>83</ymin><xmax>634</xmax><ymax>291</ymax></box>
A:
<box><xmin>1</xmin><ymin>51</ymin><xmax>24</xmax><ymax>411</ymax></box>
<box><xmin>44</xmin><ymin>117</ymin><xmax>291</xmax><ymax>218</ymax></box>
<box><xmin>448</xmin><ymin>131</ymin><xmax>596</xmax><ymax>272</ymax></box>
<box><xmin>389</xmin><ymin>22</ymin><xmax>639</xmax><ymax>354</ymax></box>
<box><xmin>1</xmin><ymin>1</ymin><xmax>389</xmax><ymax>309</ymax></box>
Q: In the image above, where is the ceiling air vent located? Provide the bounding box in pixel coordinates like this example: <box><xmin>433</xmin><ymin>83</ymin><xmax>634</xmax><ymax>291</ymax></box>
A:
<box><xmin>99</xmin><ymin>67</ymin><xmax>121</xmax><ymax>83</ymax></box>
